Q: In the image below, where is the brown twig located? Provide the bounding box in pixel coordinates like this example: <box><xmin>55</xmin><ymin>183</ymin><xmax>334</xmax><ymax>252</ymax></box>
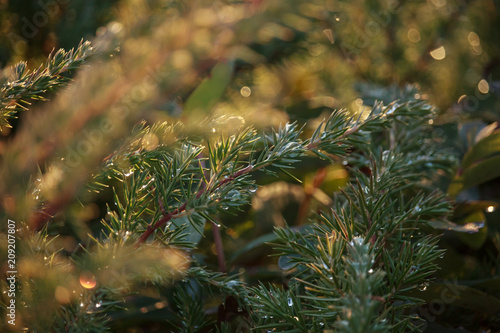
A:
<box><xmin>295</xmin><ymin>167</ymin><xmax>328</xmax><ymax>225</ymax></box>
<box><xmin>136</xmin><ymin>165</ymin><xmax>253</xmax><ymax>245</ymax></box>
<box><xmin>211</xmin><ymin>221</ymin><xmax>226</xmax><ymax>272</ymax></box>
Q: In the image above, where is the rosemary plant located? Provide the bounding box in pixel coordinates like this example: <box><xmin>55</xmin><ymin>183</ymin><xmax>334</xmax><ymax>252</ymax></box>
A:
<box><xmin>0</xmin><ymin>1</ymin><xmax>461</xmax><ymax>332</ymax></box>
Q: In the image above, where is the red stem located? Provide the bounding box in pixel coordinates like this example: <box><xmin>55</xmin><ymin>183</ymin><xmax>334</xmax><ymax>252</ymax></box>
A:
<box><xmin>211</xmin><ymin>221</ymin><xmax>226</xmax><ymax>272</ymax></box>
<box><xmin>295</xmin><ymin>167</ymin><xmax>327</xmax><ymax>225</ymax></box>
<box><xmin>136</xmin><ymin>165</ymin><xmax>253</xmax><ymax>245</ymax></box>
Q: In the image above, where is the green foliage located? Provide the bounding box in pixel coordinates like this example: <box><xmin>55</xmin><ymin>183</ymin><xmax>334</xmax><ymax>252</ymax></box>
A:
<box><xmin>244</xmin><ymin>94</ymin><xmax>453</xmax><ymax>333</ymax></box>
<box><xmin>0</xmin><ymin>40</ymin><xmax>93</xmax><ymax>129</ymax></box>
<box><xmin>184</xmin><ymin>61</ymin><xmax>235</xmax><ymax>115</ymax></box>
<box><xmin>1</xmin><ymin>0</ymin><xmax>498</xmax><ymax>332</ymax></box>
<box><xmin>448</xmin><ymin>123</ymin><xmax>500</xmax><ymax>197</ymax></box>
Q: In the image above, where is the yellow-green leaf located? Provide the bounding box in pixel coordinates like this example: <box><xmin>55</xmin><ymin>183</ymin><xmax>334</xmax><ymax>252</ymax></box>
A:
<box><xmin>183</xmin><ymin>60</ymin><xmax>234</xmax><ymax>115</ymax></box>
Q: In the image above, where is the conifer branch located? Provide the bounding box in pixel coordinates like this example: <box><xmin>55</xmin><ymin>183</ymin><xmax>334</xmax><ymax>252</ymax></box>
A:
<box><xmin>136</xmin><ymin>164</ymin><xmax>254</xmax><ymax>245</ymax></box>
<box><xmin>0</xmin><ymin>40</ymin><xmax>94</xmax><ymax>129</ymax></box>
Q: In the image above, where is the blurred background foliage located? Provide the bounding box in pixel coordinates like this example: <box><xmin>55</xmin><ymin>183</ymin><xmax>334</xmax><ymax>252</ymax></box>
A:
<box><xmin>0</xmin><ymin>0</ymin><xmax>499</xmax><ymax>331</ymax></box>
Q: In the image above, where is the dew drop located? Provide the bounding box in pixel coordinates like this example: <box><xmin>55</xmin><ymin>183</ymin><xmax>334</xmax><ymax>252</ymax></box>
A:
<box><xmin>79</xmin><ymin>271</ymin><xmax>97</xmax><ymax>289</ymax></box>
<box><xmin>385</xmin><ymin>105</ymin><xmax>396</xmax><ymax>115</ymax></box>
<box><xmin>368</xmin><ymin>268</ymin><xmax>374</xmax><ymax>274</ymax></box>
<box><xmin>288</xmin><ymin>297</ymin><xmax>293</xmax><ymax>306</ymax></box>
<box><xmin>350</xmin><ymin>236</ymin><xmax>364</xmax><ymax>247</ymax></box>
<box><xmin>382</xmin><ymin>150</ymin><xmax>390</xmax><ymax>160</ymax></box>
<box><xmin>419</xmin><ymin>282</ymin><xmax>429</xmax><ymax>291</ymax></box>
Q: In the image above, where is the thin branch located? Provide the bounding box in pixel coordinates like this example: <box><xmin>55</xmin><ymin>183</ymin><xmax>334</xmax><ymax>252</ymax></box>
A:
<box><xmin>136</xmin><ymin>165</ymin><xmax>253</xmax><ymax>245</ymax></box>
<box><xmin>211</xmin><ymin>221</ymin><xmax>226</xmax><ymax>272</ymax></box>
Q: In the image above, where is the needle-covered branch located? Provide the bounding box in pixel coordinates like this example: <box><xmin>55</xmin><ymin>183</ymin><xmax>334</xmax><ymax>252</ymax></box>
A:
<box><xmin>130</xmin><ymin>106</ymin><xmax>402</xmax><ymax>246</ymax></box>
<box><xmin>0</xmin><ymin>40</ymin><xmax>94</xmax><ymax>129</ymax></box>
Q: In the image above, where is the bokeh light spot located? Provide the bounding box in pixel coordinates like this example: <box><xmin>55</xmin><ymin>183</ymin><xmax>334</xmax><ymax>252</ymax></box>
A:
<box><xmin>240</xmin><ymin>86</ymin><xmax>252</xmax><ymax>97</ymax></box>
<box><xmin>478</xmin><ymin>79</ymin><xmax>489</xmax><ymax>94</ymax></box>
<box><xmin>171</xmin><ymin>50</ymin><xmax>193</xmax><ymax>69</ymax></box>
<box><xmin>430</xmin><ymin>46</ymin><xmax>446</xmax><ymax>60</ymax></box>
<box><xmin>407</xmin><ymin>28</ymin><xmax>421</xmax><ymax>43</ymax></box>
<box><xmin>155</xmin><ymin>301</ymin><xmax>167</xmax><ymax>309</ymax></box>
<box><xmin>467</xmin><ymin>32</ymin><xmax>480</xmax><ymax>46</ymax></box>
<box><xmin>431</xmin><ymin>0</ymin><xmax>447</xmax><ymax>7</ymax></box>
<box><xmin>79</xmin><ymin>271</ymin><xmax>97</xmax><ymax>289</ymax></box>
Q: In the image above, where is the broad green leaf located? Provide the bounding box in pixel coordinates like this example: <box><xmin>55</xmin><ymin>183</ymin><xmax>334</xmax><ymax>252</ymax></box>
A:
<box><xmin>427</xmin><ymin>219</ymin><xmax>484</xmax><ymax>233</ymax></box>
<box><xmin>183</xmin><ymin>60</ymin><xmax>234</xmax><ymax>115</ymax></box>
<box><xmin>452</xmin><ymin>200</ymin><xmax>498</xmax><ymax>220</ymax></box>
<box><xmin>455</xmin><ymin>210</ymin><xmax>488</xmax><ymax>249</ymax></box>
<box><xmin>462</xmin><ymin>130</ymin><xmax>500</xmax><ymax>170</ymax></box>
<box><xmin>474</xmin><ymin>121</ymin><xmax>498</xmax><ymax>144</ymax></box>
<box><xmin>404</xmin><ymin>282</ymin><xmax>500</xmax><ymax>315</ymax></box>
<box><xmin>447</xmin><ymin>175</ymin><xmax>463</xmax><ymax>199</ymax></box>
<box><xmin>448</xmin><ymin>154</ymin><xmax>500</xmax><ymax>198</ymax></box>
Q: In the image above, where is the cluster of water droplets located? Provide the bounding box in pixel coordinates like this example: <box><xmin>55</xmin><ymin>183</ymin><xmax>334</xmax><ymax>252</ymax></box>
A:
<box><xmin>349</xmin><ymin>236</ymin><xmax>365</xmax><ymax>247</ymax></box>
<box><xmin>32</xmin><ymin>178</ymin><xmax>43</xmax><ymax>200</ymax></box>
<box><xmin>419</xmin><ymin>281</ymin><xmax>429</xmax><ymax>291</ymax></box>
<box><xmin>282</xmin><ymin>142</ymin><xmax>303</xmax><ymax>158</ymax></box>
<box><xmin>409</xmin><ymin>265</ymin><xmax>420</xmax><ymax>274</ymax></box>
